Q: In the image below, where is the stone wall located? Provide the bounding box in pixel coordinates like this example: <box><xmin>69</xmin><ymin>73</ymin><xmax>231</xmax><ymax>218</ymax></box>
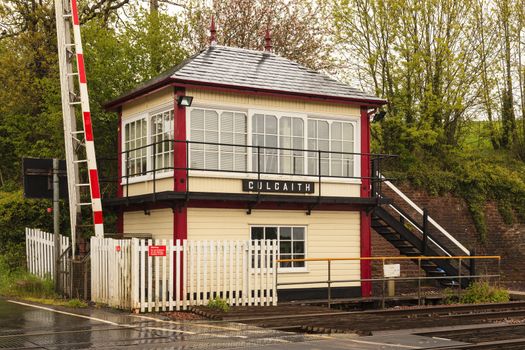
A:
<box><xmin>371</xmin><ymin>183</ymin><xmax>525</xmax><ymax>291</ymax></box>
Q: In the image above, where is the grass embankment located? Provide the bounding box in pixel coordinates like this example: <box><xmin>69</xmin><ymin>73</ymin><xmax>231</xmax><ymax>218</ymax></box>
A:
<box><xmin>0</xmin><ymin>256</ymin><xmax>87</xmax><ymax>308</ymax></box>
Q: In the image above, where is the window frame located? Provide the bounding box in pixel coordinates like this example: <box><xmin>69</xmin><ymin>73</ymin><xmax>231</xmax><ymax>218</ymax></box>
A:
<box><xmin>187</xmin><ymin>106</ymin><xmax>249</xmax><ymax>174</ymax></box>
<box><xmin>121</xmin><ymin>104</ymin><xmax>175</xmax><ymax>184</ymax></box>
<box><xmin>250</xmin><ymin>224</ymin><xmax>308</xmax><ymax>273</ymax></box>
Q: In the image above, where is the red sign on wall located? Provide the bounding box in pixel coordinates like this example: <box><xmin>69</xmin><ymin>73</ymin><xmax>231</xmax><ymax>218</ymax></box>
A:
<box><xmin>116</xmin><ymin>245</ymin><xmax>121</xmax><ymax>252</ymax></box>
<box><xmin>148</xmin><ymin>245</ymin><xmax>167</xmax><ymax>257</ymax></box>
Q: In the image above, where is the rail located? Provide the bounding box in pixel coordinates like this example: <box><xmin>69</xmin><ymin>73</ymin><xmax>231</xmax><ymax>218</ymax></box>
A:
<box><xmin>105</xmin><ymin>139</ymin><xmax>396</xmax><ymax>201</ymax></box>
<box><xmin>379</xmin><ymin>174</ymin><xmax>470</xmax><ymax>256</ymax></box>
<box><xmin>275</xmin><ymin>255</ymin><xmax>501</xmax><ymax>308</ymax></box>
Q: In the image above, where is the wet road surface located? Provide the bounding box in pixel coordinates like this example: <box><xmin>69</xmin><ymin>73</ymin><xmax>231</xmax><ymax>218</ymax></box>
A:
<box><xmin>0</xmin><ymin>299</ymin><xmax>337</xmax><ymax>349</ymax></box>
<box><xmin>0</xmin><ymin>299</ymin><xmax>470</xmax><ymax>349</ymax></box>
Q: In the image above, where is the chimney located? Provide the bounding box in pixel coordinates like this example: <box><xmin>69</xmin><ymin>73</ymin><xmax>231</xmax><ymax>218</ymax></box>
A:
<box><xmin>264</xmin><ymin>28</ymin><xmax>272</xmax><ymax>52</ymax></box>
<box><xmin>210</xmin><ymin>16</ymin><xmax>217</xmax><ymax>46</ymax></box>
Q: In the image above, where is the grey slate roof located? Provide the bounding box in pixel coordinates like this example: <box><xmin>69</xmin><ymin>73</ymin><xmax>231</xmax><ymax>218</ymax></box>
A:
<box><xmin>106</xmin><ymin>45</ymin><xmax>386</xmax><ymax>108</ymax></box>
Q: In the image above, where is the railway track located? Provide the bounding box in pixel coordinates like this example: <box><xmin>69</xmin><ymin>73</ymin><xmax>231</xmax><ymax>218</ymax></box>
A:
<box><xmin>194</xmin><ymin>301</ymin><xmax>525</xmax><ymax>335</ymax></box>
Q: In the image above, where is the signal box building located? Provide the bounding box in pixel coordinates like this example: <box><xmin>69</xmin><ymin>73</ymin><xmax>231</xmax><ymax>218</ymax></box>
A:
<box><xmin>104</xmin><ymin>43</ymin><xmax>389</xmax><ymax>300</ymax></box>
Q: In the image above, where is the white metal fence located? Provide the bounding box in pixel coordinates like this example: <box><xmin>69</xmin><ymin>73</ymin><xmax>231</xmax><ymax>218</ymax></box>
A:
<box><xmin>25</xmin><ymin>228</ymin><xmax>70</xmax><ymax>279</ymax></box>
<box><xmin>90</xmin><ymin>237</ymin><xmax>278</xmax><ymax>312</ymax></box>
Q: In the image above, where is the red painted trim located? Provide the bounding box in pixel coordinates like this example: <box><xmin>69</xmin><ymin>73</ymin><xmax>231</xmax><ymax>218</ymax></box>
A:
<box><xmin>77</xmin><ymin>54</ymin><xmax>87</xmax><ymax>83</ymax></box>
<box><xmin>84</xmin><ymin>112</ymin><xmax>93</xmax><ymax>141</ymax></box>
<box><xmin>104</xmin><ymin>78</ymin><xmax>387</xmax><ymax>111</ymax></box>
<box><xmin>71</xmin><ymin>0</ymin><xmax>80</xmax><ymax>25</ymax></box>
<box><xmin>117</xmin><ymin>108</ymin><xmax>123</xmax><ymax>198</ymax></box>
<box><xmin>93</xmin><ymin>211</ymin><xmax>103</xmax><ymax>224</ymax></box>
<box><xmin>360</xmin><ymin>106</ymin><xmax>372</xmax><ymax>297</ymax></box>
<box><xmin>173</xmin><ymin>88</ymin><xmax>188</xmax><ymax>295</ymax></box>
<box><xmin>173</xmin><ymin>88</ymin><xmax>187</xmax><ymax>193</ymax></box>
<box><xmin>89</xmin><ymin>169</ymin><xmax>101</xmax><ymax>199</ymax></box>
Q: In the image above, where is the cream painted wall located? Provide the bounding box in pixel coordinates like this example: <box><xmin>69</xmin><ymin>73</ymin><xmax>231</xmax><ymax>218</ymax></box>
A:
<box><xmin>123</xmin><ymin>178</ymin><xmax>173</xmax><ymax>196</ymax></box>
<box><xmin>187</xmin><ymin>208</ymin><xmax>361</xmax><ymax>289</ymax></box>
<box><xmin>123</xmin><ymin>208</ymin><xmax>173</xmax><ymax>240</ymax></box>
<box><xmin>122</xmin><ymin>88</ymin><xmax>173</xmax><ymax>120</ymax></box>
<box><xmin>186</xmin><ymin>88</ymin><xmax>361</xmax><ymax>118</ymax></box>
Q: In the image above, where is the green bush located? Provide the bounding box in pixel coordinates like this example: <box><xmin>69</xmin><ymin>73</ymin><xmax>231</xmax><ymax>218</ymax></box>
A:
<box><xmin>459</xmin><ymin>281</ymin><xmax>510</xmax><ymax>304</ymax></box>
<box><xmin>206</xmin><ymin>296</ymin><xmax>230</xmax><ymax>312</ymax></box>
<box><xmin>0</xmin><ymin>255</ymin><xmax>56</xmax><ymax>299</ymax></box>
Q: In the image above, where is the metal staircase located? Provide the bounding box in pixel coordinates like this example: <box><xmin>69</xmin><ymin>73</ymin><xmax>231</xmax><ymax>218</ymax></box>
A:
<box><xmin>372</xmin><ymin>173</ymin><xmax>473</xmax><ymax>288</ymax></box>
<box><xmin>54</xmin><ymin>0</ymin><xmax>104</xmax><ymax>258</ymax></box>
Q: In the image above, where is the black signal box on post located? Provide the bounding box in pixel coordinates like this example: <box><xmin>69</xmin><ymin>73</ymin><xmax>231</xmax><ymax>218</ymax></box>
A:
<box><xmin>23</xmin><ymin>158</ymin><xmax>68</xmax><ymax>199</ymax></box>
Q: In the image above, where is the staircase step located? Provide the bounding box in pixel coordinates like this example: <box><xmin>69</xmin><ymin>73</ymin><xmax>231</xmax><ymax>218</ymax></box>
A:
<box><xmin>374</xmin><ymin>227</ymin><xmax>397</xmax><ymax>235</ymax></box>
<box><xmin>425</xmin><ymin>269</ymin><xmax>448</xmax><ymax>276</ymax></box>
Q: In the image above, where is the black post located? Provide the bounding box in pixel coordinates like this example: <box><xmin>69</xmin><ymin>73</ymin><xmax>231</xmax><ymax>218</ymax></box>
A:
<box><xmin>257</xmin><ymin>146</ymin><xmax>261</xmax><ymax>198</ymax></box>
<box><xmin>318</xmin><ymin>150</ymin><xmax>322</xmax><ymax>199</ymax></box>
<box><xmin>371</xmin><ymin>158</ymin><xmax>378</xmax><ymax>197</ymax></box>
<box><xmin>422</xmin><ymin>208</ymin><xmax>429</xmax><ymax>255</ymax></box>
<box><xmin>152</xmin><ymin>142</ymin><xmax>156</xmax><ymax>200</ymax></box>
<box><xmin>53</xmin><ymin>158</ymin><xmax>60</xmax><ymax>293</ymax></box>
<box><xmin>469</xmin><ymin>248</ymin><xmax>476</xmax><ymax>282</ymax></box>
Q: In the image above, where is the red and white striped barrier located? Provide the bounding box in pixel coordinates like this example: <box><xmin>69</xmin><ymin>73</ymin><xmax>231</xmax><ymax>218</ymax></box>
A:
<box><xmin>70</xmin><ymin>0</ymin><xmax>104</xmax><ymax>237</ymax></box>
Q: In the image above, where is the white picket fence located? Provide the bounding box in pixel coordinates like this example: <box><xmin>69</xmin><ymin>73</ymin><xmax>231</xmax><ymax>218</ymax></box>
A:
<box><xmin>90</xmin><ymin>237</ymin><xmax>132</xmax><ymax>309</ymax></box>
<box><xmin>25</xmin><ymin>228</ymin><xmax>70</xmax><ymax>279</ymax></box>
<box><xmin>90</xmin><ymin>237</ymin><xmax>278</xmax><ymax>312</ymax></box>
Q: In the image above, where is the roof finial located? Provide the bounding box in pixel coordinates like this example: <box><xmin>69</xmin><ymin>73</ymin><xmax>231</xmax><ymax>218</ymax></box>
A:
<box><xmin>210</xmin><ymin>16</ymin><xmax>217</xmax><ymax>46</ymax></box>
<box><xmin>264</xmin><ymin>27</ymin><xmax>272</xmax><ymax>52</ymax></box>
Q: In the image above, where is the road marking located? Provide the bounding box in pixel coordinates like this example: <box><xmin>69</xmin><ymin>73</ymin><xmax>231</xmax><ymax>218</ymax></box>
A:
<box><xmin>131</xmin><ymin>314</ymin><xmax>242</xmax><ymax>331</ymax></box>
<box><xmin>349</xmin><ymin>338</ymin><xmax>420</xmax><ymax>349</ymax></box>
<box><xmin>7</xmin><ymin>300</ymin><xmax>195</xmax><ymax>334</ymax></box>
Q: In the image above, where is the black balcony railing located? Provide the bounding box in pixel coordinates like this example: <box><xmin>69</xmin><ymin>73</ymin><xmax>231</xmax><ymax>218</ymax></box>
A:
<box><xmin>99</xmin><ymin>140</ymin><xmax>396</xmax><ymax>203</ymax></box>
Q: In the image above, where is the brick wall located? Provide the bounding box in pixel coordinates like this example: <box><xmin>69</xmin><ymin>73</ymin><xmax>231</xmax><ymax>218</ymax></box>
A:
<box><xmin>371</xmin><ymin>183</ymin><xmax>525</xmax><ymax>291</ymax></box>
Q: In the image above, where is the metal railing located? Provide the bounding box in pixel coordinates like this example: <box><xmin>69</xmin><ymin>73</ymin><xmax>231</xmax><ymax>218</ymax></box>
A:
<box><xmin>108</xmin><ymin>139</ymin><xmax>395</xmax><ymax>201</ymax></box>
<box><xmin>275</xmin><ymin>255</ymin><xmax>501</xmax><ymax>308</ymax></box>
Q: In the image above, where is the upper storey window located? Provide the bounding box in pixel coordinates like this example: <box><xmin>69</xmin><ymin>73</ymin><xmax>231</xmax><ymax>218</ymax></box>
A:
<box><xmin>122</xmin><ymin>107</ymin><xmax>174</xmax><ymax>180</ymax></box>
<box><xmin>189</xmin><ymin>108</ymin><xmax>247</xmax><ymax>172</ymax></box>
<box><xmin>123</xmin><ymin>106</ymin><xmax>357</xmax><ymax>181</ymax></box>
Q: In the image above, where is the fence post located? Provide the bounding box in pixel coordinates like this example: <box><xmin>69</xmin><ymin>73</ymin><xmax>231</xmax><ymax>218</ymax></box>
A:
<box><xmin>422</xmin><ymin>208</ymin><xmax>429</xmax><ymax>255</ymax></box>
<box><xmin>469</xmin><ymin>249</ymin><xmax>476</xmax><ymax>285</ymax></box>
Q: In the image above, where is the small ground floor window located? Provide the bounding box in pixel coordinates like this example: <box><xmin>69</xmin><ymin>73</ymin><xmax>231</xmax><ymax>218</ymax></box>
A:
<box><xmin>250</xmin><ymin>226</ymin><xmax>306</xmax><ymax>270</ymax></box>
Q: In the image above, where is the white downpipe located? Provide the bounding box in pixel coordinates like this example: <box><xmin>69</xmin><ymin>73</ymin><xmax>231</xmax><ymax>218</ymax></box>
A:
<box><xmin>380</xmin><ymin>175</ymin><xmax>470</xmax><ymax>256</ymax></box>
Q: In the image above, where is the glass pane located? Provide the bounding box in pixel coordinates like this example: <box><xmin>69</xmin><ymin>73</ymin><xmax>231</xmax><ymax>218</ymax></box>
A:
<box><xmin>251</xmin><ymin>227</ymin><xmax>264</xmax><ymax>240</ymax></box>
<box><xmin>280</xmin><ymin>255</ymin><xmax>292</xmax><ymax>268</ymax></box>
<box><xmin>279</xmin><ymin>227</ymin><xmax>291</xmax><ymax>240</ymax></box>
<box><xmin>293</xmin><ymin>242</ymin><xmax>304</xmax><ymax>254</ymax></box>
<box><xmin>280</xmin><ymin>241</ymin><xmax>291</xmax><ymax>254</ymax></box>
<box><xmin>265</xmin><ymin>227</ymin><xmax>277</xmax><ymax>240</ymax></box>
<box><xmin>234</xmin><ymin>113</ymin><xmax>246</xmax><ymax>133</ymax></box>
<box><xmin>343</xmin><ymin>123</ymin><xmax>354</xmax><ymax>141</ymax></box>
<box><xmin>266</xmin><ymin>115</ymin><xmax>277</xmax><ymax>134</ymax></box>
<box><xmin>308</xmin><ymin>120</ymin><xmax>316</xmax><ymax>138</ymax></box>
<box><xmin>280</xmin><ymin>117</ymin><xmax>291</xmax><ymax>136</ymax></box>
<box><xmin>191</xmin><ymin>109</ymin><xmax>205</xmax><ymax>129</ymax></box>
<box><xmin>293</xmin><ymin>118</ymin><xmax>303</xmax><ymax>137</ymax></box>
<box><xmin>253</xmin><ymin>114</ymin><xmax>264</xmax><ymax>133</ymax></box>
<box><xmin>293</xmin><ymin>261</ymin><xmax>305</xmax><ymax>268</ymax></box>
<box><xmin>205</xmin><ymin>110</ymin><xmax>219</xmax><ymax>130</ymax></box>
<box><xmin>331</xmin><ymin>122</ymin><xmax>342</xmax><ymax>139</ymax></box>
<box><xmin>190</xmin><ymin>151</ymin><xmax>204</xmax><ymax>169</ymax></box>
<box><xmin>318</xmin><ymin>121</ymin><xmax>329</xmax><ymax>138</ymax></box>
<box><xmin>292</xmin><ymin>227</ymin><xmax>304</xmax><ymax>240</ymax></box>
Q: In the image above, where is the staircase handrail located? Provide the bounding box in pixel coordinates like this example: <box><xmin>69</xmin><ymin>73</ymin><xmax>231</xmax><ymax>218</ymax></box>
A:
<box><xmin>379</xmin><ymin>174</ymin><xmax>470</xmax><ymax>256</ymax></box>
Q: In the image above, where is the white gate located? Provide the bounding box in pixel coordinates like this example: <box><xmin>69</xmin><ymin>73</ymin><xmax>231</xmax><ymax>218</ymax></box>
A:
<box><xmin>90</xmin><ymin>238</ymin><xmax>278</xmax><ymax>311</ymax></box>
<box><xmin>25</xmin><ymin>228</ymin><xmax>70</xmax><ymax>279</ymax></box>
<box><xmin>90</xmin><ymin>237</ymin><xmax>132</xmax><ymax>309</ymax></box>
